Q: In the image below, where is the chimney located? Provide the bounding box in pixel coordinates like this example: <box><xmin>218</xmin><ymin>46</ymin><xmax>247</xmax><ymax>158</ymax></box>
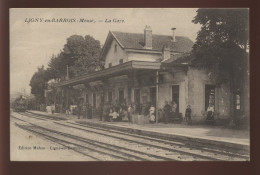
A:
<box><xmin>144</xmin><ymin>25</ymin><xmax>152</xmax><ymax>49</ymax></box>
<box><xmin>171</xmin><ymin>27</ymin><xmax>176</xmax><ymax>42</ymax></box>
<box><xmin>162</xmin><ymin>45</ymin><xmax>171</xmax><ymax>61</ymax></box>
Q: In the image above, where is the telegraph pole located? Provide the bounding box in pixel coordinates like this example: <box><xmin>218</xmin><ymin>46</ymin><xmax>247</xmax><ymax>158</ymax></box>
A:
<box><xmin>156</xmin><ymin>70</ymin><xmax>159</xmax><ymax>124</ymax></box>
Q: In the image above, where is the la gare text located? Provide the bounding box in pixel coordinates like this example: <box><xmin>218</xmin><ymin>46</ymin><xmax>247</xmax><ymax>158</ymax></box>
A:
<box><xmin>24</xmin><ymin>18</ymin><xmax>125</xmax><ymax>23</ymax></box>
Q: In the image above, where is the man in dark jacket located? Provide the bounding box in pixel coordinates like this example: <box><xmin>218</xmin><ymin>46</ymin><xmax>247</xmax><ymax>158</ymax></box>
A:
<box><xmin>99</xmin><ymin>102</ymin><xmax>104</xmax><ymax>121</ymax></box>
<box><xmin>185</xmin><ymin>105</ymin><xmax>192</xmax><ymax>124</ymax></box>
<box><xmin>163</xmin><ymin>101</ymin><xmax>171</xmax><ymax>124</ymax></box>
<box><xmin>77</xmin><ymin>99</ymin><xmax>83</xmax><ymax>119</ymax></box>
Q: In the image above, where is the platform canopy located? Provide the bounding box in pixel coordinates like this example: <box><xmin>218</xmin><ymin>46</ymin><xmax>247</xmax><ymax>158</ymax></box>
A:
<box><xmin>57</xmin><ymin>60</ymin><xmax>161</xmax><ymax>87</ymax></box>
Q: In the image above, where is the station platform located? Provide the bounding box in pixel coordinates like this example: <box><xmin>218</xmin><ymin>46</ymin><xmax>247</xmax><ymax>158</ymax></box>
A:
<box><xmin>27</xmin><ymin>110</ymin><xmax>250</xmax><ymax>152</ymax></box>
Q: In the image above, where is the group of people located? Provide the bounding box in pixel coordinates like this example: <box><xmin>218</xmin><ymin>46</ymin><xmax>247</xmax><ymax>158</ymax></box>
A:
<box><xmin>160</xmin><ymin>101</ymin><xmax>180</xmax><ymax>124</ymax></box>
<box><xmin>159</xmin><ymin>101</ymin><xmax>193</xmax><ymax>124</ymax></box>
<box><xmin>68</xmin><ymin>99</ymin><xmax>93</xmax><ymax>119</ymax></box>
<box><xmin>100</xmin><ymin>102</ymin><xmax>128</xmax><ymax>122</ymax></box>
<box><xmin>99</xmin><ymin>102</ymin><xmax>156</xmax><ymax>124</ymax></box>
<box><xmin>68</xmin><ymin>98</ymin><xmax>215</xmax><ymax>125</ymax></box>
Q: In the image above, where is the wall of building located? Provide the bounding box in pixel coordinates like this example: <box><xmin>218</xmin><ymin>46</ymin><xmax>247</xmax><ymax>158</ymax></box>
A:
<box><xmin>104</xmin><ymin>39</ymin><xmax>162</xmax><ymax>68</ymax></box>
<box><xmin>241</xmin><ymin>72</ymin><xmax>250</xmax><ymax>118</ymax></box>
<box><xmin>106</xmin><ymin>75</ymin><xmax>129</xmax><ymax>104</ymax></box>
<box><xmin>104</xmin><ymin>39</ymin><xmax>127</xmax><ymax>68</ymax></box>
<box><xmin>64</xmin><ymin>66</ymin><xmax>237</xmax><ymax>124</ymax></box>
<box><xmin>127</xmin><ymin>52</ymin><xmax>161</xmax><ymax>62</ymax></box>
<box><xmin>157</xmin><ymin>71</ymin><xmax>187</xmax><ymax>116</ymax></box>
<box><xmin>187</xmin><ymin>67</ymin><xmax>231</xmax><ymax>122</ymax></box>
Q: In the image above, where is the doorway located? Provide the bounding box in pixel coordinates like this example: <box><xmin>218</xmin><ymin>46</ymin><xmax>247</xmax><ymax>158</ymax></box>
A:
<box><xmin>172</xmin><ymin>85</ymin><xmax>179</xmax><ymax>113</ymax></box>
<box><xmin>205</xmin><ymin>85</ymin><xmax>215</xmax><ymax>110</ymax></box>
<box><xmin>85</xmin><ymin>94</ymin><xmax>88</xmax><ymax>104</ymax></box>
<box><xmin>150</xmin><ymin>87</ymin><xmax>156</xmax><ymax>106</ymax></box>
<box><xmin>93</xmin><ymin>93</ymin><xmax>96</xmax><ymax>108</ymax></box>
<box><xmin>101</xmin><ymin>93</ymin><xmax>104</xmax><ymax>105</ymax></box>
<box><xmin>119</xmin><ymin>89</ymin><xmax>124</xmax><ymax>104</ymax></box>
<box><xmin>134</xmin><ymin>89</ymin><xmax>140</xmax><ymax>104</ymax></box>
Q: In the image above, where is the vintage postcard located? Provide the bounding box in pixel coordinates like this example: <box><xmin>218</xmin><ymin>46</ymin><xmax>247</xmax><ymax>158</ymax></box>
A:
<box><xmin>10</xmin><ymin>8</ymin><xmax>249</xmax><ymax>161</ymax></box>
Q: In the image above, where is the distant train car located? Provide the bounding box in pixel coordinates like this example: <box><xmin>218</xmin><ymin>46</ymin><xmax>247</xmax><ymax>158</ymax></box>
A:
<box><xmin>13</xmin><ymin>96</ymin><xmax>27</xmax><ymax>112</ymax></box>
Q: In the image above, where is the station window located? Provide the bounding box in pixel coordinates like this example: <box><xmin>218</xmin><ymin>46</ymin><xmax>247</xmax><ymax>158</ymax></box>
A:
<box><xmin>93</xmin><ymin>93</ymin><xmax>96</xmax><ymax>108</ymax></box>
<box><xmin>119</xmin><ymin>59</ymin><xmax>123</xmax><ymax>64</ymax></box>
<box><xmin>114</xmin><ymin>44</ymin><xmax>117</xmax><ymax>52</ymax></box>
<box><xmin>205</xmin><ymin>85</ymin><xmax>215</xmax><ymax>110</ymax></box>
<box><xmin>109</xmin><ymin>63</ymin><xmax>112</xmax><ymax>68</ymax></box>
<box><xmin>85</xmin><ymin>94</ymin><xmax>88</xmax><ymax>103</ymax></box>
<box><xmin>108</xmin><ymin>91</ymin><xmax>112</xmax><ymax>103</ymax></box>
<box><xmin>236</xmin><ymin>90</ymin><xmax>241</xmax><ymax>110</ymax></box>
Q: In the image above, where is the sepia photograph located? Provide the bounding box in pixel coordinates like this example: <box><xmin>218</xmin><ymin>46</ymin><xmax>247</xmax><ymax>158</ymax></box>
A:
<box><xmin>10</xmin><ymin>8</ymin><xmax>249</xmax><ymax>161</ymax></box>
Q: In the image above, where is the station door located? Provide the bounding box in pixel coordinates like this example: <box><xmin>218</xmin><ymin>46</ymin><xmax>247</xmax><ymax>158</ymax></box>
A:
<box><xmin>172</xmin><ymin>85</ymin><xmax>179</xmax><ymax>113</ymax></box>
<box><xmin>150</xmin><ymin>87</ymin><xmax>156</xmax><ymax>107</ymax></box>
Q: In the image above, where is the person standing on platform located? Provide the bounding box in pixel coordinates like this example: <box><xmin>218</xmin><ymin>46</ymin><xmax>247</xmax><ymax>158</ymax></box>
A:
<box><xmin>77</xmin><ymin>99</ymin><xmax>83</xmax><ymax>119</ymax></box>
<box><xmin>185</xmin><ymin>105</ymin><xmax>192</xmax><ymax>124</ymax></box>
<box><xmin>172</xmin><ymin>101</ymin><xmax>177</xmax><ymax>112</ymax></box>
<box><xmin>149</xmin><ymin>104</ymin><xmax>156</xmax><ymax>124</ymax></box>
<box><xmin>172</xmin><ymin>101</ymin><xmax>178</xmax><ymax>117</ymax></box>
<box><xmin>206</xmin><ymin>104</ymin><xmax>215</xmax><ymax>123</ymax></box>
<box><xmin>99</xmin><ymin>102</ymin><xmax>104</xmax><ymax>121</ymax></box>
<box><xmin>87</xmin><ymin>104</ymin><xmax>93</xmax><ymax>119</ymax></box>
<box><xmin>163</xmin><ymin>101</ymin><xmax>171</xmax><ymax>124</ymax></box>
<box><xmin>103</xmin><ymin>102</ymin><xmax>108</xmax><ymax>121</ymax></box>
<box><xmin>127</xmin><ymin>104</ymin><xmax>133</xmax><ymax>124</ymax></box>
<box><xmin>82</xmin><ymin>102</ymin><xmax>87</xmax><ymax>119</ymax></box>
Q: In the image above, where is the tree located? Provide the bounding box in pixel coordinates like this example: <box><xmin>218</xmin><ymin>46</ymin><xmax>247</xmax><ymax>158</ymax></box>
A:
<box><xmin>29</xmin><ymin>66</ymin><xmax>48</xmax><ymax>104</ymax></box>
<box><xmin>46</xmin><ymin>34</ymin><xmax>103</xmax><ymax>80</ymax></box>
<box><xmin>29</xmin><ymin>34</ymin><xmax>103</xmax><ymax>106</ymax></box>
<box><xmin>46</xmin><ymin>53</ymin><xmax>67</xmax><ymax>81</ymax></box>
<box><xmin>192</xmin><ymin>9</ymin><xmax>248</xmax><ymax>69</ymax></box>
<box><xmin>61</xmin><ymin>35</ymin><xmax>103</xmax><ymax>77</ymax></box>
<box><xmin>191</xmin><ymin>8</ymin><xmax>249</xmax><ymax>121</ymax></box>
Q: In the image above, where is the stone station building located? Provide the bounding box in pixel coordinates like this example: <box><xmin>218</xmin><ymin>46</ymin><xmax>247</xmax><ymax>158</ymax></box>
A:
<box><xmin>55</xmin><ymin>26</ymin><xmax>249</xmax><ymax>124</ymax></box>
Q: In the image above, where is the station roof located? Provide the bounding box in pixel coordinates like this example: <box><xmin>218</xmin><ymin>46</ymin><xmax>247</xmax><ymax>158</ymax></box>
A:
<box><xmin>101</xmin><ymin>31</ymin><xmax>194</xmax><ymax>60</ymax></box>
<box><xmin>57</xmin><ymin>61</ymin><xmax>161</xmax><ymax>87</ymax></box>
<box><xmin>111</xmin><ymin>31</ymin><xmax>194</xmax><ymax>52</ymax></box>
<box><xmin>162</xmin><ymin>53</ymin><xmax>192</xmax><ymax>65</ymax></box>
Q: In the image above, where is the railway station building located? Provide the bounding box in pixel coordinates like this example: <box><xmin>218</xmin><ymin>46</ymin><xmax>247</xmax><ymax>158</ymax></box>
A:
<box><xmin>56</xmin><ymin>26</ymin><xmax>249</xmax><ymax>124</ymax></box>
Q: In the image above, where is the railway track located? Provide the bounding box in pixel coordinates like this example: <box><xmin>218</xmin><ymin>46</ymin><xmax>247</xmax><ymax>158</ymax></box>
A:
<box><xmin>23</xmin><ymin>111</ymin><xmax>67</xmax><ymax>121</ymax></box>
<box><xmin>11</xmin><ymin>112</ymin><xmax>249</xmax><ymax>161</ymax></box>
<box><xmin>56</xmin><ymin>121</ymin><xmax>249</xmax><ymax>161</ymax></box>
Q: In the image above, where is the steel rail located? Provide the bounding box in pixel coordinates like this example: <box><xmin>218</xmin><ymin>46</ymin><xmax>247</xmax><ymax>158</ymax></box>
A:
<box><xmin>55</xmin><ymin>121</ymin><xmax>246</xmax><ymax>161</ymax></box>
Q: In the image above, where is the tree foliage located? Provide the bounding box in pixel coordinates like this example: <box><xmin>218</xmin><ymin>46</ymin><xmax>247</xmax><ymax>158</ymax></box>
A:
<box><xmin>29</xmin><ymin>66</ymin><xmax>48</xmax><ymax>104</ymax></box>
<box><xmin>30</xmin><ymin>34</ymin><xmax>103</xmax><ymax>104</ymax></box>
<box><xmin>191</xmin><ymin>8</ymin><xmax>249</xmax><ymax>120</ymax></box>
<box><xmin>46</xmin><ymin>53</ymin><xmax>67</xmax><ymax>81</ymax></box>
<box><xmin>193</xmin><ymin>9</ymin><xmax>248</xmax><ymax>51</ymax></box>
<box><xmin>61</xmin><ymin>35</ymin><xmax>103</xmax><ymax>77</ymax></box>
<box><xmin>191</xmin><ymin>8</ymin><xmax>249</xmax><ymax>85</ymax></box>
<box><xmin>46</xmin><ymin>35</ymin><xmax>103</xmax><ymax>80</ymax></box>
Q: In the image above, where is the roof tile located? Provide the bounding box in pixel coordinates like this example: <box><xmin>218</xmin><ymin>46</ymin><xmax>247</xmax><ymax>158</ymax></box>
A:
<box><xmin>112</xmin><ymin>31</ymin><xmax>194</xmax><ymax>53</ymax></box>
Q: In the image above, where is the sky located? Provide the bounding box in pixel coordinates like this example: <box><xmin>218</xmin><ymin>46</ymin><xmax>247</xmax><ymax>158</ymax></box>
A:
<box><xmin>10</xmin><ymin>8</ymin><xmax>201</xmax><ymax>95</ymax></box>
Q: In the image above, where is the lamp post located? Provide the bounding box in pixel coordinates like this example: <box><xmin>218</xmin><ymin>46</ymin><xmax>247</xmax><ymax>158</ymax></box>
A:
<box><xmin>156</xmin><ymin>70</ymin><xmax>159</xmax><ymax>124</ymax></box>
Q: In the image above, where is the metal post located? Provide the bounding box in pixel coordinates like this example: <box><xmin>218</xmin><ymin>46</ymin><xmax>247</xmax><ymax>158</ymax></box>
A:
<box><xmin>156</xmin><ymin>70</ymin><xmax>159</xmax><ymax>124</ymax></box>
<box><xmin>66</xmin><ymin>87</ymin><xmax>69</xmax><ymax>109</ymax></box>
<box><xmin>67</xmin><ymin>65</ymin><xmax>69</xmax><ymax>78</ymax></box>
